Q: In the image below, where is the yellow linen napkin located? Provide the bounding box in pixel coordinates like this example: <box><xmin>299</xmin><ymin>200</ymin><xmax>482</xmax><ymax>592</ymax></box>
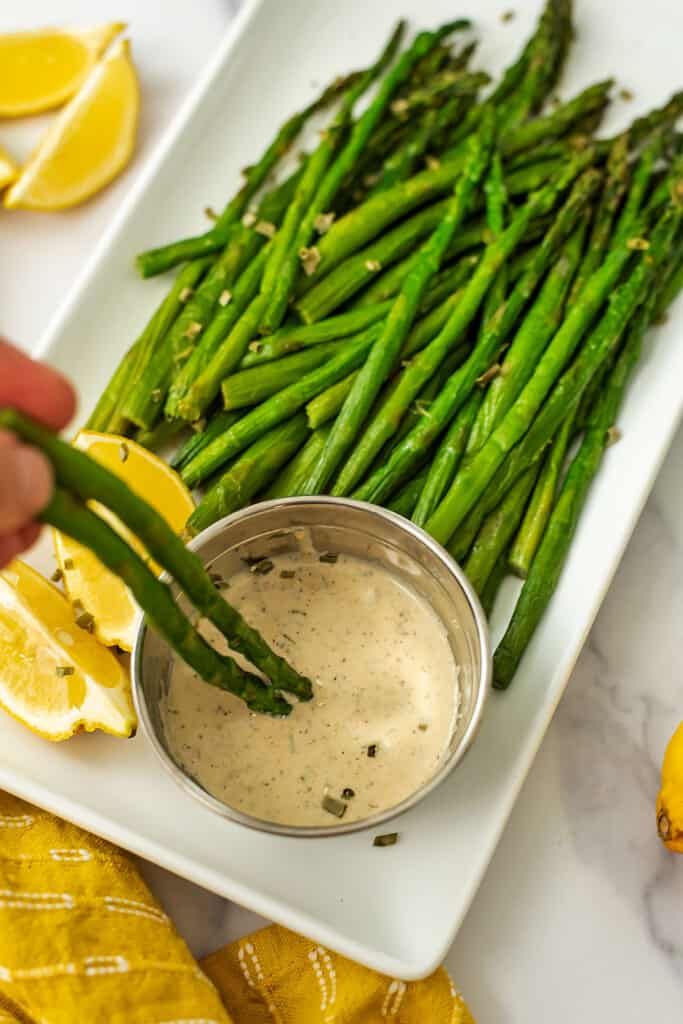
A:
<box><xmin>0</xmin><ymin>790</ymin><xmax>474</xmax><ymax>1023</ymax></box>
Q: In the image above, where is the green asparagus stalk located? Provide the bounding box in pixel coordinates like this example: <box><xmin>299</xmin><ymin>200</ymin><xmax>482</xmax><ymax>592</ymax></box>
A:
<box><xmin>188</xmin><ymin>414</ymin><xmax>311</xmax><ymax>532</ymax></box>
<box><xmin>261</xmin><ymin>426</ymin><xmax>331</xmax><ymax>499</ymax></box>
<box><xmin>302</xmin><ymin>108</ymin><xmax>496</xmax><ymax>496</ymax></box>
<box><xmin>614</xmin><ymin>130</ymin><xmax>666</xmax><ymax>241</ymax></box>
<box><xmin>464</xmin><ymin>462</ymin><xmax>542</xmax><ymax>594</ymax></box>
<box><xmin>351</xmin><ymin>162</ymin><xmax>602</xmax><ymax>507</ymax></box>
<box><xmin>257</xmin><ymin>21</ymin><xmax>411</xmax><ymax>335</ymax></box>
<box><xmin>96</xmin><ymin>258</ymin><xmax>211</xmax><ymax>432</ymax></box>
<box><xmin>493</xmin><ymin>302</ymin><xmax>650</xmax><ymax>688</ymax></box>
<box><xmin>222</xmin><ymin>339</ymin><xmax>347</xmax><ymax>411</ymax></box>
<box><xmin>386</xmin><ymin>468</ymin><xmax>430</xmax><ymax>518</ymax></box>
<box><xmin>180</xmin><ymin>325</ymin><xmax>382</xmax><ymax>487</ymax></box>
<box><xmin>479</xmin><ymin>547</ymin><xmax>509</xmax><ymax>618</ymax></box>
<box><xmin>135</xmin><ymin>418</ymin><xmax>185</xmax><ymax>453</ymax></box>
<box><xmin>426</xmin><ymin>204</ymin><xmax>679</xmax><ymax>547</ymax></box>
<box><xmin>85</xmin><ymin>339</ymin><xmax>140</xmax><ymax>434</ymax></box>
<box><xmin>0</xmin><ymin>408</ymin><xmax>312</xmax><ymax>704</ymax></box>
<box><xmin>170</xmin><ymin>410</ymin><xmax>239</xmax><ymax>471</ymax></box>
<box><xmin>501</xmin><ymin>80</ymin><xmax>614</xmax><ymax>157</ymax></box>
<box><xmin>44</xmin><ymin>488</ymin><xmax>290</xmax><ymax>715</ymax></box>
<box><xmin>164</xmin><ymin>246</ymin><xmax>270</xmax><ymax>420</ymax></box>
<box><xmin>466</xmin><ymin>217</ymin><xmax>587</xmax><ymax>455</ymax></box>
<box><xmin>566</xmin><ymin>134</ymin><xmax>629</xmax><ymax>306</ymax></box>
<box><xmin>338</xmin><ymin>158</ymin><xmax>598</xmax><ymax>499</ymax></box>
<box><xmin>124</xmin><ymin>241</ymin><xmax>258</xmax><ymax>429</ymax></box>
<box><xmin>135</xmin><ymin>72</ymin><xmax>361</xmax><ymax>277</ymax></box>
<box><xmin>411</xmin><ymin>389</ymin><xmax>483</xmax><ymax>526</ymax></box>
<box><xmin>239</xmin><ymin>303</ymin><xmax>391</xmax><ymax>367</ymax></box>
<box><xmin>508</xmin><ymin>410</ymin><xmax>576</xmax><ymax>577</ymax></box>
<box><xmin>305</xmin><ymin>373</ymin><xmax>357</xmax><ymax>429</ymax></box>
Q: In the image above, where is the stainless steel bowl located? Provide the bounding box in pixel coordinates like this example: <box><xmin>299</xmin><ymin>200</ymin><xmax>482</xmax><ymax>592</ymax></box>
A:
<box><xmin>132</xmin><ymin>497</ymin><xmax>491</xmax><ymax>837</ymax></box>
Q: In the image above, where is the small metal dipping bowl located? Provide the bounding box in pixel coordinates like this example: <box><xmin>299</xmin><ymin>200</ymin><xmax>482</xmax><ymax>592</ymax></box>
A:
<box><xmin>132</xmin><ymin>497</ymin><xmax>491</xmax><ymax>837</ymax></box>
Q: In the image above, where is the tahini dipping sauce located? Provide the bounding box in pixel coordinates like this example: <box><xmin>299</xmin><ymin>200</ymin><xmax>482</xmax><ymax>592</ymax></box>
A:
<box><xmin>164</xmin><ymin>549</ymin><xmax>460</xmax><ymax>826</ymax></box>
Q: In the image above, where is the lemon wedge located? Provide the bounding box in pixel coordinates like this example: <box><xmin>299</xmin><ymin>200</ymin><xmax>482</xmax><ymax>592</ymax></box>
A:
<box><xmin>0</xmin><ymin>146</ymin><xmax>18</xmax><ymax>191</ymax></box>
<box><xmin>4</xmin><ymin>38</ymin><xmax>139</xmax><ymax>210</ymax></box>
<box><xmin>0</xmin><ymin>560</ymin><xmax>135</xmax><ymax>740</ymax></box>
<box><xmin>0</xmin><ymin>23</ymin><xmax>125</xmax><ymax>118</ymax></box>
<box><xmin>54</xmin><ymin>432</ymin><xmax>195</xmax><ymax>653</ymax></box>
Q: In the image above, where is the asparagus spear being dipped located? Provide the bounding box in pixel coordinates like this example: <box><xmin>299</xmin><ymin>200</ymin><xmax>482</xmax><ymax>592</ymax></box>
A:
<box><xmin>0</xmin><ymin>409</ymin><xmax>313</xmax><ymax>706</ymax></box>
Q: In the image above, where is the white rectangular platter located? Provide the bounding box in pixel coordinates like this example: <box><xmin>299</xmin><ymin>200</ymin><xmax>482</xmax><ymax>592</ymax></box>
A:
<box><xmin>2</xmin><ymin>0</ymin><xmax>682</xmax><ymax>980</ymax></box>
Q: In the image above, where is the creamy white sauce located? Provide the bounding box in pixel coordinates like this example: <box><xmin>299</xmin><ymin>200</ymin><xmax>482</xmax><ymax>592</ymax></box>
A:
<box><xmin>164</xmin><ymin>551</ymin><xmax>459</xmax><ymax>827</ymax></box>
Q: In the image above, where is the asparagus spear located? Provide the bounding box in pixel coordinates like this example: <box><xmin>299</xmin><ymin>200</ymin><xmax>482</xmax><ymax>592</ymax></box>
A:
<box><xmin>180</xmin><ymin>325</ymin><xmax>382</xmax><ymax>487</ymax></box>
<box><xmin>257</xmin><ymin>21</ymin><xmax>410</xmax><ymax>335</ymax></box>
<box><xmin>412</xmin><ymin>158</ymin><xmax>507</xmax><ymax>524</ymax></box>
<box><xmin>479</xmin><ymin>548</ymin><xmax>509</xmax><ymax>618</ymax></box>
<box><xmin>501</xmin><ymin>80</ymin><xmax>614</xmax><ymax>157</ymax></box>
<box><xmin>222</xmin><ymin>339</ymin><xmax>347</xmax><ymax>411</ymax></box>
<box><xmin>352</xmin><ymin>162</ymin><xmax>600</xmax><ymax>507</ymax></box>
<box><xmin>45</xmin><ymin>488</ymin><xmax>290</xmax><ymax>715</ymax></box>
<box><xmin>464</xmin><ymin>462</ymin><xmax>542</xmax><ymax>594</ymax></box>
<box><xmin>493</xmin><ymin>301</ymin><xmax>651</xmax><ymax>688</ymax></box>
<box><xmin>261</xmin><ymin>426</ymin><xmax>331</xmax><ymax>499</ymax></box>
<box><xmin>135</xmin><ymin>72</ymin><xmax>361</xmax><ymax>277</ymax></box>
<box><xmin>171</xmin><ymin>410</ymin><xmax>239</xmax><ymax>471</ymax></box>
<box><xmin>466</xmin><ymin>217</ymin><xmax>587</xmax><ymax>455</ymax></box>
<box><xmin>613</xmin><ymin>129</ymin><xmax>666</xmax><ymax>241</ymax></box>
<box><xmin>305</xmin><ymin>373</ymin><xmax>357</xmax><ymax>429</ymax></box>
<box><xmin>0</xmin><ymin>409</ymin><xmax>313</xmax><ymax>704</ymax></box>
<box><xmin>188</xmin><ymin>414</ymin><xmax>311</xmax><ymax>532</ymax></box>
<box><xmin>565</xmin><ymin>134</ymin><xmax>629</xmax><ymax>306</ymax></box>
<box><xmin>425</xmin><ymin>204</ymin><xmax>679</xmax><ymax>546</ymax></box>
<box><xmin>339</xmin><ymin>159</ymin><xmax>598</xmax><ymax>499</ymax></box>
<box><xmin>239</xmin><ymin>303</ymin><xmax>391</xmax><ymax>367</ymax></box>
<box><xmin>92</xmin><ymin>258</ymin><xmax>211</xmax><ymax>432</ymax></box>
<box><xmin>412</xmin><ymin>390</ymin><xmax>483</xmax><ymax>526</ymax></box>
<box><xmin>135</xmin><ymin>418</ymin><xmax>184</xmax><ymax>453</ymax></box>
<box><xmin>386</xmin><ymin>468</ymin><xmax>430</xmax><ymax>518</ymax></box>
<box><xmin>508</xmin><ymin>411</ymin><xmax>576</xmax><ymax>577</ymax></box>
<box><xmin>85</xmin><ymin>339</ymin><xmax>140</xmax><ymax>434</ymax></box>
<box><xmin>124</xmin><ymin>242</ymin><xmax>258</xmax><ymax>429</ymax></box>
<box><xmin>302</xmin><ymin>108</ymin><xmax>496</xmax><ymax>496</ymax></box>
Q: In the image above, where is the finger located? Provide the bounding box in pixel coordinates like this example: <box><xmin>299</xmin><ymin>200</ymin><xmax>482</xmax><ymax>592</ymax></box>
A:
<box><xmin>0</xmin><ymin>532</ymin><xmax>28</xmax><ymax>570</ymax></box>
<box><xmin>0</xmin><ymin>339</ymin><xmax>76</xmax><ymax>431</ymax></box>
<box><xmin>0</xmin><ymin>431</ymin><xmax>54</xmax><ymax>533</ymax></box>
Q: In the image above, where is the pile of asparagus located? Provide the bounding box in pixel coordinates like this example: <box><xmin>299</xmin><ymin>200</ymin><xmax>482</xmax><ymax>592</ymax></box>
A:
<box><xmin>88</xmin><ymin>0</ymin><xmax>683</xmax><ymax>690</ymax></box>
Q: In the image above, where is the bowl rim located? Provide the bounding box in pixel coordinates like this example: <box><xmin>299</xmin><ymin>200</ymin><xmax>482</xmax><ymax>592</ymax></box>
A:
<box><xmin>132</xmin><ymin>496</ymin><xmax>492</xmax><ymax>838</ymax></box>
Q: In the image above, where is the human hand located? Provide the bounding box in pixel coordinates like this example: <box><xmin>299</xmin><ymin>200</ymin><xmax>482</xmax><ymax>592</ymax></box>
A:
<box><xmin>0</xmin><ymin>339</ymin><xmax>76</xmax><ymax>567</ymax></box>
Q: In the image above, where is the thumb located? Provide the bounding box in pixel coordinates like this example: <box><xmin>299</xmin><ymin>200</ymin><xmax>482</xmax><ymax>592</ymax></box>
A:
<box><xmin>0</xmin><ymin>430</ymin><xmax>54</xmax><ymax>534</ymax></box>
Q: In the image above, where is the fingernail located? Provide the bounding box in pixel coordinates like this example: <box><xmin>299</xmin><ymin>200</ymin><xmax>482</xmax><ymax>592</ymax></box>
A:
<box><xmin>13</xmin><ymin>445</ymin><xmax>54</xmax><ymax>518</ymax></box>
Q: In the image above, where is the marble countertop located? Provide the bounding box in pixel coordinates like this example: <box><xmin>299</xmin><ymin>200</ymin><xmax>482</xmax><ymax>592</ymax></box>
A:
<box><xmin>2</xmin><ymin>2</ymin><xmax>682</xmax><ymax>1019</ymax></box>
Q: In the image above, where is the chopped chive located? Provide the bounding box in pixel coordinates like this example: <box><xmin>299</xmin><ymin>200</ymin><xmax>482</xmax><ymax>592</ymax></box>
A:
<box><xmin>251</xmin><ymin>559</ymin><xmax>274</xmax><ymax>576</ymax></box>
<box><xmin>418</xmin><ymin>723</ymin><xmax>429</xmax><ymax>732</ymax></box>
<box><xmin>322</xmin><ymin>794</ymin><xmax>347</xmax><ymax>819</ymax></box>
<box><xmin>367</xmin><ymin>744</ymin><xmax>378</xmax><ymax>758</ymax></box>
<box><xmin>342</xmin><ymin>787</ymin><xmax>355</xmax><ymax>800</ymax></box>
<box><xmin>75</xmin><ymin>611</ymin><xmax>95</xmax><ymax>633</ymax></box>
<box><xmin>55</xmin><ymin>666</ymin><xmax>74</xmax><ymax>678</ymax></box>
<box><xmin>279</xmin><ymin>569</ymin><xmax>296</xmax><ymax>579</ymax></box>
<box><xmin>373</xmin><ymin>833</ymin><xmax>399</xmax><ymax>847</ymax></box>
<box><xmin>51</xmin><ymin>568</ymin><xmax>63</xmax><ymax>583</ymax></box>
<box><xmin>319</xmin><ymin>552</ymin><xmax>338</xmax><ymax>564</ymax></box>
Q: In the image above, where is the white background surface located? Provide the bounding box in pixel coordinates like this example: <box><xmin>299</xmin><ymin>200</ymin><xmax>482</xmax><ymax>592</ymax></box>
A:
<box><xmin>2</xmin><ymin>1</ymin><xmax>682</xmax><ymax>1019</ymax></box>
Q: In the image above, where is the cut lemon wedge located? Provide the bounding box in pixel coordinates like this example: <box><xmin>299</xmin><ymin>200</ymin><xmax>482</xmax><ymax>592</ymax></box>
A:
<box><xmin>0</xmin><ymin>560</ymin><xmax>135</xmax><ymax>740</ymax></box>
<box><xmin>0</xmin><ymin>23</ymin><xmax>125</xmax><ymax>117</ymax></box>
<box><xmin>54</xmin><ymin>432</ymin><xmax>195</xmax><ymax>653</ymax></box>
<box><xmin>0</xmin><ymin>146</ymin><xmax>18</xmax><ymax>191</ymax></box>
<box><xmin>4</xmin><ymin>38</ymin><xmax>139</xmax><ymax>210</ymax></box>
